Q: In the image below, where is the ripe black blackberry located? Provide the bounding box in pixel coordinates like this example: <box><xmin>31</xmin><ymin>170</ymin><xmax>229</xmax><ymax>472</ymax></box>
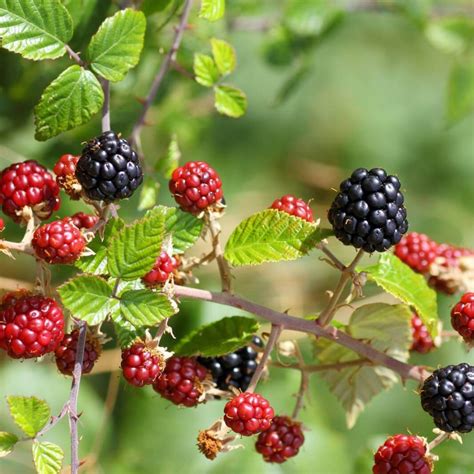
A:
<box><xmin>420</xmin><ymin>363</ymin><xmax>474</xmax><ymax>433</ymax></box>
<box><xmin>75</xmin><ymin>131</ymin><xmax>143</xmax><ymax>202</ymax></box>
<box><xmin>328</xmin><ymin>168</ymin><xmax>408</xmax><ymax>252</ymax></box>
<box><xmin>198</xmin><ymin>336</ymin><xmax>263</xmax><ymax>391</ymax></box>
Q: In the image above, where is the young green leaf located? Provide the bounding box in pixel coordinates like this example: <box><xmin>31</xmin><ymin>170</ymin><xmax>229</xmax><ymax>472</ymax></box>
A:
<box><xmin>193</xmin><ymin>53</ymin><xmax>219</xmax><ymax>87</ymax></box>
<box><xmin>224</xmin><ymin>209</ymin><xmax>333</xmax><ymax>266</ymax></box>
<box><xmin>146</xmin><ymin>205</ymin><xmax>204</xmax><ymax>254</ymax></box>
<box><xmin>199</xmin><ymin>0</ymin><xmax>225</xmax><ymax>22</ymax></box>
<box><xmin>0</xmin><ymin>432</ymin><xmax>18</xmax><ymax>457</ymax></box>
<box><xmin>314</xmin><ymin>303</ymin><xmax>412</xmax><ymax>428</ymax></box>
<box><xmin>174</xmin><ymin>316</ymin><xmax>260</xmax><ymax>357</ymax></box>
<box><xmin>119</xmin><ymin>289</ymin><xmax>177</xmax><ymax>327</ymax></box>
<box><xmin>87</xmin><ymin>8</ymin><xmax>146</xmax><ymax>82</ymax></box>
<box><xmin>0</xmin><ymin>0</ymin><xmax>73</xmax><ymax>60</ymax></box>
<box><xmin>358</xmin><ymin>253</ymin><xmax>438</xmax><ymax>336</ymax></box>
<box><xmin>7</xmin><ymin>396</ymin><xmax>50</xmax><ymax>437</ymax></box>
<box><xmin>214</xmin><ymin>85</ymin><xmax>247</xmax><ymax>118</ymax></box>
<box><xmin>34</xmin><ymin>65</ymin><xmax>104</xmax><ymax>141</ymax></box>
<box><xmin>447</xmin><ymin>61</ymin><xmax>474</xmax><ymax>123</ymax></box>
<box><xmin>58</xmin><ymin>275</ymin><xmax>117</xmax><ymax>325</ymax></box>
<box><xmin>32</xmin><ymin>441</ymin><xmax>64</xmax><ymax>474</ymax></box>
<box><xmin>138</xmin><ymin>177</ymin><xmax>159</xmax><ymax>211</ymax></box>
<box><xmin>156</xmin><ymin>134</ymin><xmax>181</xmax><ymax>179</ymax></box>
<box><xmin>211</xmin><ymin>38</ymin><xmax>236</xmax><ymax>76</ymax></box>
<box><xmin>107</xmin><ymin>213</ymin><xmax>165</xmax><ymax>280</ymax></box>
<box><xmin>113</xmin><ymin>312</ymin><xmax>146</xmax><ymax>348</ymax></box>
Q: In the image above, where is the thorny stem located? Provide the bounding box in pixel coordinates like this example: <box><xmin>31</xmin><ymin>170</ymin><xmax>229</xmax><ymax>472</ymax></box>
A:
<box><xmin>65</xmin><ymin>45</ymin><xmax>85</xmax><ymax>67</ymax></box>
<box><xmin>292</xmin><ymin>370</ymin><xmax>309</xmax><ymax>419</ymax></box>
<box><xmin>34</xmin><ymin>402</ymin><xmax>70</xmax><ymax>439</ymax></box>
<box><xmin>428</xmin><ymin>432</ymin><xmax>451</xmax><ymax>451</ymax></box>
<box><xmin>130</xmin><ymin>0</ymin><xmax>194</xmax><ymax>145</ymax></box>
<box><xmin>272</xmin><ymin>358</ymin><xmax>371</xmax><ymax>373</ymax></box>
<box><xmin>316</xmin><ymin>242</ymin><xmax>345</xmax><ymax>271</ymax></box>
<box><xmin>246</xmin><ymin>324</ymin><xmax>283</xmax><ymax>393</ymax></box>
<box><xmin>317</xmin><ymin>249</ymin><xmax>365</xmax><ymax>327</ymax></box>
<box><xmin>173</xmin><ymin>285</ymin><xmax>430</xmax><ymax>382</ymax></box>
<box><xmin>207</xmin><ymin>215</ymin><xmax>232</xmax><ymax>293</ymax></box>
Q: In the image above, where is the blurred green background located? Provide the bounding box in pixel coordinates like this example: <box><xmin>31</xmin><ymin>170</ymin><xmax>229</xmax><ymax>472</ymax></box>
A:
<box><xmin>1</xmin><ymin>0</ymin><xmax>474</xmax><ymax>472</ymax></box>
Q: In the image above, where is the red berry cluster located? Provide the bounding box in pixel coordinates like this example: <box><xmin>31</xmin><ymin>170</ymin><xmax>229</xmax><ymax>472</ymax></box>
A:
<box><xmin>153</xmin><ymin>356</ymin><xmax>208</xmax><ymax>407</ymax></box>
<box><xmin>71</xmin><ymin>212</ymin><xmax>99</xmax><ymax>230</ymax></box>
<box><xmin>142</xmin><ymin>251</ymin><xmax>177</xmax><ymax>287</ymax></box>
<box><xmin>0</xmin><ymin>293</ymin><xmax>64</xmax><ymax>358</ymax></box>
<box><xmin>373</xmin><ymin>434</ymin><xmax>432</xmax><ymax>474</ymax></box>
<box><xmin>32</xmin><ymin>218</ymin><xmax>86</xmax><ymax>264</ymax></box>
<box><xmin>0</xmin><ymin>160</ymin><xmax>60</xmax><ymax>223</ymax></box>
<box><xmin>410</xmin><ymin>313</ymin><xmax>435</xmax><ymax>354</ymax></box>
<box><xmin>270</xmin><ymin>195</ymin><xmax>314</xmax><ymax>223</ymax></box>
<box><xmin>169</xmin><ymin>161</ymin><xmax>223</xmax><ymax>214</ymax></box>
<box><xmin>121</xmin><ymin>341</ymin><xmax>165</xmax><ymax>387</ymax></box>
<box><xmin>223</xmin><ymin>392</ymin><xmax>274</xmax><ymax>436</ymax></box>
<box><xmin>255</xmin><ymin>416</ymin><xmax>304</xmax><ymax>463</ymax></box>
<box><xmin>451</xmin><ymin>292</ymin><xmax>474</xmax><ymax>344</ymax></box>
<box><xmin>55</xmin><ymin>329</ymin><xmax>101</xmax><ymax>376</ymax></box>
<box><xmin>0</xmin><ymin>217</ymin><xmax>4</xmax><ymax>232</ymax></box>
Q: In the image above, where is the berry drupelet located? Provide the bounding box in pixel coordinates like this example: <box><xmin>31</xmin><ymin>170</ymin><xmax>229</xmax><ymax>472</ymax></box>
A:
<box><xmin>451</xmin><ymin>293</ymin><xmax>474</xmax><ymax>344</ymax></box>
<box><xmin>269</xmin><ymin>195</ymin><xmax>314</xmax><ymax>223</ymax></box>
<box><xmin>198</xmin><ymin>336</ymin><xmax>263</xmax><ymax>392</ymax></box>
<box><xmin>76</xmin><ymin>131</ymin><xmax>143</xmax><ymax>202</ymax></box>
<box><xmin>411</xmin><ymin>313</ymin><xmax>435</xmax><ymax>354</ymax></box>
<box><xmin>394</xmin><ymin>232</ymin><xmax>438</xmax><ymax>273</ymax></box>
<box><xmin>142</xmin><ymin>251</ymin><xmax>177</xmax><ymax>287</ymax></box>
<box><xmin>420</xmin><ymin>363</ymin><xmax>474</xmax><ymax>433</ymax></box>
<box><xmin>71</xmin><ymin>212</ymin><xmax>99</xmax><ymax>230</ymax></box>
<box><xmin>54</xmin><ymin>154</ymin><xmax>81</xmax><ymax>199</ymax></box>
<box><xmin>328</xmin><ymin>168</ymin><xmax>408</xmax><ymax>252</ymax></box>
<box><xmin>121</xmin><ymin>341</ymin><xmax>165</xmax><ymax>387</ymax></box>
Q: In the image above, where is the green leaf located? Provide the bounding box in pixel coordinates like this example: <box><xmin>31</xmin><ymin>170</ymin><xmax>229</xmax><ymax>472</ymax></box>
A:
<box><xmin>214</xmin><ymin>85</ymin><xmax>247</xmax><ymax>118</ymax></box>
<box><xmin>0</xmin><ymin>432</ymin><xmax>18</xmax><ymax>457</ymax></box>
<box><xmin>199</xmin><ymin>0</ymin><xmax>225</xmax><ymax>22</ymax></box>
<box><xmin>174</xmin><ymin>316</ymin><xmax>260</xmax><ymax>356</ymax></box>
<box><xmin>425</xmin><ymin>18</ymin><xmax>474</xmax><ymax>55</ymax></box>
<box><xmin>359</xmin><ymin>253</ymin><xmax>438</xmax><ymax>336</ymax></box>
<box><xmin>113</xmin><ymin>312</ymin><xmax>146</xmax><ymax>348</ymax></box>
<box><xmin>138</xmin><ymin>177</ymin><xmax>159</xmax><ymax>211</ymax></box>
<box><xmin>120</xmin><ymin>289</ymin><xmax>177</xmax><ymax>327</ymax></box>
<box><xmin>146</xmin><ymin>205</ymin><xmax>204</xmax><ymax>254</ymax></box>
<box><xmin>447</xmin><ymin>61</ymin><xmax>474</xmax><ymax>123</ymax></box>
<box><xmin>7</xmin><ymin>396</ymin><xmax>50</xmax><ymax>437</ymax></box>
<box><xmin>0</xmin><ymin>0</ymin><xmax>73</xmax><ymax>60</ymax></box>
<box><xmin>193</xmin><ymin>53</ymin><xmax>219</xmax><ymax>87</ymax></box>
<box><xmin>107</xmin><ymin>213</ymin><xmax>165</xmax><ymax>280</ymax></box>
<box><xmin>156</xmin><ymin>134</ymin><xmax>181</xmax><ymax>179</ymax></box>
<box><xmin>314</xmin><ymin>303</ymin><xmax>412</xmax><ymax>428</ymax></box>
<box><xmin>274</xmin><ymin>61</ymin><xmax>311</xmax><ymax>105</ymax></box>
<box><xmin>87</xmin><ymin>8</ymin><xmax>146</xmax><ymax>82</ymax></box>
<box><xmin>32</xmin><ymin>441</ymin><xmax>64</xmax><ymax>474</ymax></box>
<box><xmin>142</xmin><ymin>0</ymin><xmax>173</xmax><ymax>16</ymax></box>
<box><xmin>284</xmin><ymin>0</ymin><xmax>343</xmax><ymax>38</ymax></box>
<box><xmin>224</xmin><ymin>209</ymin><xmax>333</xmax><ymax>266</ymax></box>
<box><xmin>75</xmin><ymin>218</ymin><xmax>125</xmax><ymax>274</ymax></box>
<box><xmin>58</xmin><ymin>275</ymin><xmax>117</xmax><ymax>325</ymax></box>
<box><xmin>34</xmin><ymin>65</ymin><xmax>104</xmax><ymax>141</ymax></box>
<box><xmin>211</xmin><ymin>38</ymin><xmax>236</xmax><ymax>76</ymax></box>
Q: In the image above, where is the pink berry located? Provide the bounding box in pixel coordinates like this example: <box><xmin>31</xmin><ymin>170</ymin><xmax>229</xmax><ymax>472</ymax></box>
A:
<box><xmin>143</xmin><ymin>251</ymin><xmax>177</xmax><ymax>287</ymax></box>
<box><xmin>270</xmin><ymin>195</ymin><xmax>314</xmax><ymax>222</ymax></box>
<box><xmin>451</xmin><ymin>292</ymin><xmax>474</xmax><ymax>344</ymax></box>
<box><xmin>394</xmin><ymin>232</ymin><xmax>438</xmax><ymax>273</ymax></box>
<box><xmin>411</xmin><ymin>313</ymin><xmax>435</xmax><ymax>354</ymax></box>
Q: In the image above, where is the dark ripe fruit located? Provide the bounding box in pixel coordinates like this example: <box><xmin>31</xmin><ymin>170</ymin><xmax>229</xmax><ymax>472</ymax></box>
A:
<box><xmin>0</xmin><ymin>294</ymin><xmax>65</xmax><ymax>358</ymax></box>
<box><xmin>420</xmin><ymin>363</ymin><xmax>474</xmax><ymax>433</ymax></box>
<box><xmin>223</xmin><ymin>392</ymin><xmax>274</xmax><ymax>436</ymax></box>
<box><xmin>76</xmin><ymin>131</ymin><xmax>143</xmax><ymax>202</ymax></box>
<box><xmin>451</xmin><ymin>293</ymin><xmax>474</xmax><ymax>344</ymax></box>
<box><xmin>255</xmin><ymin>416</ymin><xmax>304</xmax><ymax>463</ymax></box>
<box><xmin>328</xmin><ymin>168</ymin><xmax>408</xmax><ymax>252</ymax></box>
<box><xmin>121</xmin><ymin>341</ymin><xmax>165</xmax><ymax>387</ymax></box>
<box><xmin>269</xmin><ymin>195</ymin><xmax>314</xmax><ymax>222</ymax></box>
<box><xmin>169</xmin><ymin>161</ymin><xmax>223</xmax><ymax>214</ymax></box>
<box><xmin>142</xmin><ymin>251</ymin><xmax>178</xmax><ymax>287</ymax></box>
<box><xmin>153</xmin><ymin>356</ymin><xmax>209</xmax><ymax>407</ymax></box>
<box><xmin>411</xmin><ymin>313</ymin><xmax>435</xmax><ymax>354</ymax></box>
<box><xmin>0</xmin><ymin>160</ymin><xmax>60</xmax><ymax>223</ymax></box>
<box><xmin>372</xmin><ymin>434</ymin><xmax>432</xmax><ymax>474</ymax></box>
<box><xmin>394</xmin><ymin>232</ymin><xmax>438</xmax><ymax>273</ymax></box>
<box><xmin>32</xmin><ymin>218</ymin><xmax>86</xmax><ymax>264</ymax></box>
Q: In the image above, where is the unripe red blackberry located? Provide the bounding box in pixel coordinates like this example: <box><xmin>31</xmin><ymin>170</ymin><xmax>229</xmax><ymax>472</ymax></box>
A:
<box><xmin>121</xmin><ymin>340</ymin><xmax>165</xmax><ymax>387</ymax></box>
<box><xmin>142</xmin><ymin>251</ymin><xmax>177</xmax><ymax>287</ymax></box>
<box><xmin>71</xmin><ymin>212</ymin><xmax>99</xmax><ymax>230</ymax></box>
<box><xmin>411</xmin><ymin>313</ymin><xmax>435</xmax><ymax>354</ymax></box>
<box><xmin>53</xmin><ymin>154</ymin><xmax>81</xmax><ymax>199</ymax></box>
<box><xmin>255</xmin><ymin>416</ymin><xmax>304</xmax><ymax>463</ymax></box>
<box><xmin>328</xmin><ymin>168</ymin><xmax>408</xmax><ymax>252</ymax></box>
<box><xmin>420</xmin><ymin>363</ymin><xmax>474</xmax><ymax>433</ymax></box>
<box><xmin>76</xmin><ymin>131</ymin><xmax>143</xmax><ymax>202</ymax></box>
<box><xmin>0</xmin><ymin>218</ymin><xmax>4</xmax><ymax>232</ymax></box>
<box><xmin>451</xmin><ymin>293</ymin><xmax>474</xmax><ymax>344</ymax></box>
<box><xmin>153</xmin><ymin>356</ymin><xmax>209</xmax><ymax>407</ymax></box>
<box><xmin>372</xmin><ymin>434</ymin><xmax>432</xmax><ymax>474</ymax></box>
<box><xmin>270</xmin><ymin>195</ymin><xmax>314</xmax><ymax>222</ymax></box>
<box><xmin>169</xmin><ymin>161</ymin><xmax>223</xmax><ymax>214</ymax></box>
<box><xmin>0</xmin><ymin>294</ymin><xmax>65</xmax><ymax>358</ymax></box>
<box><xmin>223</xmin><ymin>392</ymin><xmax>274</xmax><ymax>436</ymax></box>
<box><xmin>32</xmin><ymin>218</ymin><xmax>86</xmax><ymax>264</ymax></box>
<box><xmin>0</xmin><ymin>160</ymin><xmax>60</xmax><ymax>223</ymax></box>
<box><xmin>55</xmin><ymin>329</ymin><xmax>101</xmax><ymax>376</ymax></box>
<box><xmin>394</xmin><ymin>232</ymin><xmax>438</xmax><ymax>273</ymax></box>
